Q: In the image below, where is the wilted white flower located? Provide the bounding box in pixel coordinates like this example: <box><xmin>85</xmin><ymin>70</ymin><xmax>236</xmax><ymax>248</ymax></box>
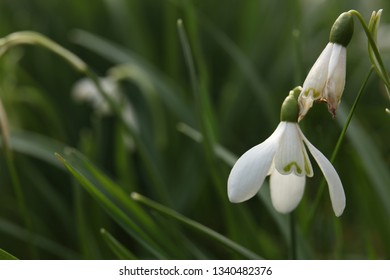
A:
<box><xmin>298</xmin><ymin>12</ymin><xmax>354</xmax><ymax>121</ymax></box>
<box><xmin>299</xmin><ymin>42</ymin><xmax>346</xmax><ymax>120</ymax></box>
<box><xmin>228</xmin><ymin>89</ymin><xmax>345</xmax><ymax>216</ymax></box>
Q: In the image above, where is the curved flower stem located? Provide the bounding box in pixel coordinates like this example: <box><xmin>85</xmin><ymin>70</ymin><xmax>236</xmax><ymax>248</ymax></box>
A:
<box><xmin>305</xmin><ymin>67</ymin><xmax>374</xmax><ymax>230</ymax></box>
<box><xmin>349</xmin><ymin>10</ymin><xmax>390</xmax><ymax>108</ymax></box>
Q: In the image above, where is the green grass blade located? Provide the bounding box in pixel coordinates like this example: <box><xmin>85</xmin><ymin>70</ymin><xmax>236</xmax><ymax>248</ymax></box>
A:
<box><xmin>337</xmin><ymin>106</ymin><xmax>390</xmax><ymax>216</ymax></box>
<box><xmin>100</xmin><ymin>228</ymin><xmax>137</xmax><ymax>260</ymax></box>
<box><xmin>131</xmin><ymin>192</ymin><xmax>263</xmax><ymax>260</ymax></box>
<box><xmin>0</xmin><ymin>218</ymin><xmax>79</xmax><ymax>259</ymax></box>
<box><xmin>70</xmin><ymin>29</ymin><xmax>194</xmax><ymax>125</ymax></box>
<box><xmin>0</xmin><ymin>248</ymin><xmax>18</xmax><ymax>260</ymax></box>
<box><xmin>7</xmin><ymin>130</ymin><xmax>66</xmax><ymax>169</ymax></box>
<box><xmin>55</xmin><ymin>150</ymin><xmax>167</xmax><ymax>259</ymax></box>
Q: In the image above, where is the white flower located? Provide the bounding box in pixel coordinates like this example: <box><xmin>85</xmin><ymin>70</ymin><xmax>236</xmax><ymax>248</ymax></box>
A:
<box><xmin>71</xmin><ymin>77</ymin><xmax>139</xmax><ymax>149</ymax></box>
<box><xmin>72</xmin><ymin>77</ymin><xmax>120</xmax><ymax>116</ymax></box>
<box><xmin>298</xmin><ymin>42</ymin><xmax>346</xmax><ymax>121</ymax></box>
<box><xmin>227</xmin><ymin>121</ymin><xmax>345</xmax><ymax>216</ymax></box>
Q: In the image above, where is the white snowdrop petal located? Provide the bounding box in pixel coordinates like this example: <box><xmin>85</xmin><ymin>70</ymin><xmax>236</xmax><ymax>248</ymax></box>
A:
<box><xmin>274</xmin><ymin>123</ymin><xmax>306</xmax><ymax>176</ymax></box>
<box><xmin>227</xmin><ymin>123</ymin><xmax>286</xmax><ymax>203</ymax></box>
<box><xmin>326</xmin><ymin>45</ymin><xmax>346</xmax><ymax>107</ymax></box>
<box><xmin>270</xmin><ymin>171</ymin><xmax>305</xmax><ymax>214</ymax></box>
<box><xmin>303</xmin><ymin>136</ymin><xmax>346</xmax><ymax>217</ymax></box>
<box><xmin>327</xmin><ymin>43</ymin><xmax>343</xmax><ymax>76</ymax></box>
<box><xmin>301</xmin><ymin>43</ymin><xmax>334</xmax><ymax>99</ymax></box>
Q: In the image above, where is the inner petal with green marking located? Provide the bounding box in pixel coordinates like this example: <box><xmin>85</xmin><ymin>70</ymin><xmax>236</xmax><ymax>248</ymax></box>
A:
<box><xmin>283</xmin><ymin>161</ymin><xmax>303</xmax><ymax>175</ymax></box>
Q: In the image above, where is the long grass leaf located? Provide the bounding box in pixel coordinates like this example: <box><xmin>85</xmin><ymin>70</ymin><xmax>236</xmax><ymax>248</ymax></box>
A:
<box><xmin>56</xmin><ymin>151</ymin><xmax>167</xmax><ymax>259</ymax></box>
<box><xmin>0</xmin><ymin>248</ymin><xmax>18</xmax><ymax>260</ymax></box>
<box><xmin>131</xmin><ymin>192</ymin><xmax>263</xmax><ymax>260</ymax></box>
<box><xmin>337</xmin><ymin>106</ymin><xmax>390</xmax><ymax>217</ymax></box>
<box><xmin>0</xmin><ymin>218</ymin><xmax>79</xmax><ymax>259</ymax></box>
<box><xmin>6</xmin><ymin>130</ymin><xmax>66</xmax><ymax>169</ymax></box>
<box><xmin>100</xmin><ymin>228</ymin><xmax>137</xmax><ymax>260</ymax></box>
<box><xmin>70</xmin><ymin>29</ymin><xmax>194</xmax><ymax>125</ymax></box>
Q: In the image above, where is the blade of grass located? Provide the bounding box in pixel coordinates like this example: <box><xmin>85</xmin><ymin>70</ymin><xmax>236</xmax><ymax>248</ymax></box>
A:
<box><xmin>337</xmin><ymin>105</ymin><xmax>390</xmax><ymax>218</ymax></box>
<box><xmin>56</xmin><ymin>150</ymin><xmax>167</xmax><ymax>259</ymax></box>
<box><xmin>73</xmin><ymin>182</ymin><xmax>103</xmax><ymax>259</ymax></box>
<box><xmin>0</xmin><ymin>248</ymin><xmax>18</xmax><ymax>260</ymax></box>
<box><xmin>100</xmin><ymin>228</ymin><xmax>137</xmax><ymax>260</ymax></box>
<box><xmin>6</xmin><ymin>130</ymin><xmax>66</xmax><ymax>169</ymax></box>
<box><xmin>177</xmin><ymin>18</ymin><xmax>264</xmax><ymax>256</ymax></box>
<box><xmin>0</xmin><ymin>218</ymin><xmax>79</xmax><ymax>259</ymax></box>
<box><xmin>131</xmin><ymin>192</ymin><xmax>263</xmax><ymax>260</ymax></box>
<box><xmin>70</xmin><ymin>29</ymin><xmax>194</xmax><ymax>126</ymax></box>
<box><xmin>57</xmin><ymin>148</ymin><xmax>193</xmax><ymax>258</ymax></box>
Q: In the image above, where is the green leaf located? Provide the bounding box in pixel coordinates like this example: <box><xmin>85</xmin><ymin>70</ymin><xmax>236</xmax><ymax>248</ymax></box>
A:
<box><xmin>7</xmin><ymin>130</ymin><xmax>66</xmax><ymax>169</ymax></box>
<box><xmin>338</xmin><ymin>106</ymin><xmax>390</xmax><ymax>217</ymax></box>
<box><xmin>131</xmin><ymin>192</ymin><xmax>263</xmax><ymax>260</ymax></box>
<box><xmin>0</xmin><ymin>218</ymin><xmax>79</xmax><ymax>259</ymax></box>
<box><xmin>100</xmin><ymin>228</ymin><xmax>137</xmax><ymax>260</ymax></box>
<box><xmin>56</xmin><ymin>149</ymin><xmax>168</xmax><ymax>259</ymax></box>
<box><xmin>0</xmin><ymin>248</ymin><xmax>18</xmax><ymax>260</ymax></box>
<box><xmin>70</xmin><ymin>29</ymin><xmax>194</xmax><ymax>126</ymax></box>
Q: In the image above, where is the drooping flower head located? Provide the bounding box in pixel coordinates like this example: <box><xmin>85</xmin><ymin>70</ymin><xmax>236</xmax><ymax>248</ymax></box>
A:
<box><xmin>299</xmin><ymin>12</ymin><xmax>354</xmax><ymax>121</ymax></box>
<box><xmin>72</xmin><ymin>77</ymin><xmax>138</xmax><ymax>149</ymax></box>
<box><xmin>228</xmin><ymin>87</ymin><xmax>345</xmax><ymax>216</ymax></box>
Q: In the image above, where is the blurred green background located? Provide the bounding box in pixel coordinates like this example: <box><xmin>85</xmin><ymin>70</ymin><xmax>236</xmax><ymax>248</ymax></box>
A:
<box><xmin>0</xmin><ymin>0</ymin><xmax>389</xmax><ymax>260</ymax></box>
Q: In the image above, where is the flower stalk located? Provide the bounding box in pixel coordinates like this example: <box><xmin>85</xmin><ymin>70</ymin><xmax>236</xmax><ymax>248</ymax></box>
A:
<box><xmin>349</xmin><ymin>9</ymin><xmax>390</xmax><ymax>113</ymax></box>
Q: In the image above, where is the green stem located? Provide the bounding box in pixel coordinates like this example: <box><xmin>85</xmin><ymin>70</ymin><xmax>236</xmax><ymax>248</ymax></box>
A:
<box><xmin>305</xmin><ymin>67</ymin><xmax>374</xmax><ymax>229</ymax></box>
<box><xmin>349</xmin><ymin>10</ymin><xmax>390</xmax><ymax>101</ymax></box>
<box><xmin>4</xmin><ymin>150</ymin><xmax>37</xmax><ymax>258</ymax></box>
<box><xmin>176</xmin><ymin>19</ymin><xmax>226</xmax><ymax>196</ymax></box>
<box><xmin>131</xmin><ymin>192</ymin><xmax>263</xmax><ymax>260</ymax></box>
<box><xmin>84</xmin><ymin>70</ymin><xmax>172</xmax><ymax>206</ymax></box>
<box><xmin>0</xmin><ymin>97</ymin><xmax>36</xmax><ymax>258</ymax></box>
<box><xmin>289</xmin><ymin>212</ymin><xmax>297</xmax><ymax>260</ymax></box>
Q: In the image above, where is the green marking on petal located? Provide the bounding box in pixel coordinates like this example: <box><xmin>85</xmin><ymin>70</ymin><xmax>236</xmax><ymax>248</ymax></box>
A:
<box><xmin>312</xmin><ymin>91</ymin><xmax>321</xmax><ymax>98</ymax></box>
<box><xmin>283</xmin><ymin>162</ymin><xmax>303</xmax><ymax>174</ymax></box>
<box><xmin>303</xmin><ymin>88</ymin><xmax>321</xmax><ymax>99</ymax></box>
<box><xmin>304</xmin><ymin>154</ymin><xmax>312</xmax><ymax>175</ymax></box>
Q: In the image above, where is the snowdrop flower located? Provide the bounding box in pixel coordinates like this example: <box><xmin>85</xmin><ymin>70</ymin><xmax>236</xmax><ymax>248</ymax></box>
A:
<box><xmin>72</xmin><ymin>77</ymin><xmax>120</xmax><ymax>116</ymax></box>
<box><xmin>228</xmin><ymin>87</ymin><xmax>345</xmax><ymax>216</ymax></box>
<box><xmin>299</xmin><ymin>12</ymin><xmax>354</xmax><ymax>121</ymax></box>
<box><xmin>72</xmin><ymin>77</ymin><xmax>138</xmax><ymax>149</ymax></box>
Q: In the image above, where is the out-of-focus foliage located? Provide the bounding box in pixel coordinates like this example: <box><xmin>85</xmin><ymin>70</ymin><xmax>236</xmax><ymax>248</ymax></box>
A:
<box><xmin>0</xmin><ymin>0</ymin><xmax>389</xmax><ymax>259</ymax></box>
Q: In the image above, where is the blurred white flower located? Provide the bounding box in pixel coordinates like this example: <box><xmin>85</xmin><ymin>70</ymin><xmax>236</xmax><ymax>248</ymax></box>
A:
<box><xmin>72</xmin><ymin>77</ymin><xmax>138</xmax><ymax>149</ymax></box>
<box><xmin>72</xmin><ymin>77</ymin><xmax>120</xmax><ymax>116</ymax></box>
<box><xmin>227</xmin><ymin>121</ymin><xmax>345</xmax><ymax>216</ymax></box>
<box><xmin>298</xmin><ymin>42</ymin><xmax>346</xmax><ymax>120</ymax></box>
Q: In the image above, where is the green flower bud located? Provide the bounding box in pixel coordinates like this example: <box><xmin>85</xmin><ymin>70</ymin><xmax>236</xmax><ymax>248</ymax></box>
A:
<box><xmin>280</xmin><ymin>86</ymin><xmax>301</xmax><ymax>122</ymax></box>
<box><xmin>329</xmin><ymin>12</ymin><xmax>354</xmax><ymax>47</ymax></box>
